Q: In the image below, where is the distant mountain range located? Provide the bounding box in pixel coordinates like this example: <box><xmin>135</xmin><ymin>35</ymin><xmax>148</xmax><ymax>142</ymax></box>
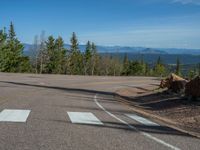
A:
<box><xmin>23</xmin><ymin>43</ymin><xmax>200</xmax><ymax>55</ymax></box>
<box><xmin>23</xmin><ymin>43</ymin><xmax>200</xmax><ymax>65</ymax></box>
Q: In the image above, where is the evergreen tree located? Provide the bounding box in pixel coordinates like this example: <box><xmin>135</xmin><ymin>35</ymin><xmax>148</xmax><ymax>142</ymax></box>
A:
<box><xmin>128</xmin><ymin>61</ymin><xmax>144</xmax><ymax>76</ymax></box>
<box><xmin>154</xmin><ymin>56</ymin><xmax>166</xmax><ymax>77</ymax></box>
<box><xmin>91</xmin><ymin>42</ymin><xmax>99</xmax><ymax>75</ymax></box>
<box><xmin>7</xmin><ymin>22</ymin><xmax>24</xmax><ymax>72</ymax></box>
<box><xmin>84</xmin><ymin>41</ymin><xmax>92</xmax><ymax>75</ymax></box>
<box><xmin>175</xmin><ymin>57</ymin><xmax>181</xmax><ymax>76</ymax></box>
<box><xmin>8</xmin><ymin>22</ymin><xmax>16</xmax><ymax>41</ymax></box>
<box><xmin>18</xmin><ymin>56</ymin><xmax>31</xmax><ymax>72</ymax></box>
<box><xmin>197</xmin><ymin>63</ymin><xmax>200</xmax><ymax>76</ymax></box>
<box><xmin>55</xmin><ymin>36</ymin><xmax>66</xmax><ymax>74</ymax></box>
<box><xmin>0</xmin><ymin>28</ymin><xmax>7</xmax><ymax>45</ymax></box>
<box><xmin>188</xmin><ymin>69</ymin><xmax>196</xmax><ymax>79</ymax></box>
<box><xmin>45</xmin><ymin>35</ymin><xmax>56</xmax><ymax>73</ymax></box>
<box><xmin>122</xmin><ymin>53</ymin><xmax>129</xmax><ymax>75</ymax></box>
<box><xmin>145</xmin><ymin>63</ymin><xmax>150</xmax><ymax>76</ymax></box>
<box><xmin>0</xmin><ymin>28</ymin><xmax>7</xmax><ymax>71</ymax></box>
<box><xmin>140</xmin><ymin>56</ymin><xmax>146</xmax><ymax>75</ymax></box>
<box><xmin>69</xmin><ymin>32</ymin><xmax>83</xmax><ymax>75</ymax></box>
<box><xmin>156</xmin><ymin>56</ymin><xmax>162</xmax><ymax>65</ymax></box>
<box><xmin>0</xmin><ymin>22</ymin><xmax>30</xmax><ymax>72</ymax></box>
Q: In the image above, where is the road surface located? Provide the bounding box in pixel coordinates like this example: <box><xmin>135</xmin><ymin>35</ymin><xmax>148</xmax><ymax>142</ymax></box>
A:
<box><xmin>0</xmin><ymin>73</ymin><xmax>199</xmax><ymax>150</ymax></box>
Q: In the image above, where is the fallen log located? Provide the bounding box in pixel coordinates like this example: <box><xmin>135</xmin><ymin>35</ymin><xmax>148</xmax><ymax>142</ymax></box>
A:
<box><xmin>160</xmin><ymin>73</ymin><xmax>188</xmax><ymax>93</ymax></box>
<box><xmin>185</xmin><ymin>76</ymin><xmax>200</xmax><ymax>99</ymax></box>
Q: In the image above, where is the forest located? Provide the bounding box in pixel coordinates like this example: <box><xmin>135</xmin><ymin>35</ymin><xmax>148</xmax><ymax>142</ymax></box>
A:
<box><xmin>0</xmin><ymin>22</ymin><xmax>199</xmax><ymax>78</ymax></box>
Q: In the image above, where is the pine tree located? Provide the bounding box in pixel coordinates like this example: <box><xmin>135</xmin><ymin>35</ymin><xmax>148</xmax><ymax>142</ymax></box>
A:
<box><xmin>8</xmin><ymin>22</ymin><xmax>16</xmax><ymax>41</ymax></box>
<box><xmin>1</xmin><ymin>22</ymin><xmax>30</xmax><ymax>72</ymax></box>
<box><xmin>0</xmin><ymin>28</ymin><xmax>7</xmax><ymax>71</ymax></box>
<box><xmin>145</xmin><ymin>63</ymin><xmax>150</xmax><ymax>76</ymax></box>
<box><xmin>45</xmin><ymin>36</ymin><xmax>56</xmax><ymax>73</ymax></box>
<box><xmin>18</xmin><ymin>56</ymin><xmax>31</xmax><ymax>72</ymax></box>
<box><xmin>128</xmin><ymin>61</ymin><xmax>144</xmax><ymax>76</ymax></box>
<box><xmin>140</xmin><ymin>56</ymin><xmax>146</xmax><ymax>75</ymax></box>
<box><xmin>7</xmin><ymin>22</ymin><xmax>24</xmax><ymax>72</ymax></box>
<box><xmin>156</xmin><ymin>56</ymin><xmax>162</xmax><ymax>65</ymax></box>
<box><xmin>69</xmin><ymin>32</ymin><xmax>83</xmax><ymax>75</ymax></box>
<box><xmin>91</xmin><ymin>42</ymin><xmax>99</xmax><ymax>75</ymax></box>
<box><xmin>55</xmin><ymin>36</ymin><xmax>66</xmax><ymax>74</ymax></box>
<box><xmin>175</xmin><ymin>57</ymin><xmax>181</xmax><ymax>76</ymax></box>
<box><xmin>122</xmin><ymin>53</ymin><xmax>129</xmax><ymax>75</ymax></box>
<box><xmin>0</xmin><ymin>28</ymin><xmax>7</xmax><ymax>45</ymax></box>
<box><xmin>154</xmin><ymin>56</ymin><xmax>166</xmax><ymax>77</ymax></box>
<box><xmin>84</xmin><ymin>41</ymin><xmax>92</xmax><ymax>75</ymax></box>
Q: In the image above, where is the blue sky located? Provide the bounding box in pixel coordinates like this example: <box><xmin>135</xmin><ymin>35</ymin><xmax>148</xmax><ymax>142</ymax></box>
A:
<box><xmin>1</xmin><ymin>0</ymin><xmax>200</xmax><ymax>49</ymax></box>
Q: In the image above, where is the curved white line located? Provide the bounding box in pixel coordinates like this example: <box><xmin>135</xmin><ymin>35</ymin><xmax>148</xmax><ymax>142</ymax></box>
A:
<box><xmin>94</xmin><ymin>94</ymin><xmax>180</xmax><ymax>150</ymax></box>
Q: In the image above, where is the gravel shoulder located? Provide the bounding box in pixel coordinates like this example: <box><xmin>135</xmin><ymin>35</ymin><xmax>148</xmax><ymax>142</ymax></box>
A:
<box><xmin>116</xmin><ymin>87</ymin><xmax>200</xmax><ymax>138</ymax></box>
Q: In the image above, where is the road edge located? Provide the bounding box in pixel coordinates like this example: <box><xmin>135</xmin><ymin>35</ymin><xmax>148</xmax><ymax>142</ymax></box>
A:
<box><xmin>114</xmin><ymin>92</ymin><xmax>200</xmax><ymax>139</ymax></box>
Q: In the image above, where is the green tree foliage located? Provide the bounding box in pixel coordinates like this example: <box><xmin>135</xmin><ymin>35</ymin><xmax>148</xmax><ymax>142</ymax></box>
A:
<box><xmin>84</xmin><ymin>41</ymin><xmax>92</xmax><ymax>75</ymax></box>
<box><xmin>18</xmin><ymin>56</ymin><xmax>31</xmax><ymax>72</ymax></box>
<box><xmin>197</xmin><ymin>63</ymin><xmax>200</xmax><ymax>76</ymax></box>
<box><xmin>55</xmin><ymin>36</ymin><xmax>66</xmax><ymax>74</ymax></box>
<box><xmin>154</xmin><ymin>56</ymin><xmax>166</xmax><ymax>76</ymax></box>
<box><xmin>39</xmin><ymin>35</ymin><xmax>67</xmax><ymax>74</ymax></box>
<box><xmin>175</xmin><ymin>57</ymin><xmax>181</xmax><ymax>76</ymax></box>
<box><xmin>4</xmin><ymin>22</ymin><xmax>194</xmax><ymax>77</ymax></box>
<box><xmin>127</xmin><ymin>61</ymin><xmax>145</xmax><ymax>76</ymax></box>
<box><xmin>121</xmin><ymin>54</ymin><xmax>147</xmax><ymax>76</ymax></box>
<box><xmin>91</xmin><ymin>42</ymin><xmax>99</xmax><ymax>75</ymax></box>
<box><xmin>69</xmin><ymin>32</ymin><xmax>83</xmax><ymax>75</ymax></box>
<box><xmin>122</xmin><ymin>53</ymin><xmax>129</xmax><ymax>75</ymax></box>
<box><xmin>0</xmin><ymin>22</ymin><xmax>31</xmax><ymax>72</ymax></box>
<box><xmin>109</xmin><ymin>54</ymin><xmax>122</xmax><ymax>76</ymax></box>
<box><xmin>0</xmin><ymin>28</ymin><xmax>7</xmax><ymax>48</ymax></box>
<box><xmin>188</xmin><ymin>69</ymin><xmax>196</xmax><ymax>79</ymax></box>
<box><xmin>140</xmin><ymin>57</ymin><xmax>147</xmax><ymax>75</ymax></box>
<box><xmin>45</xmin><ymin>36</ymin><xmax>56</xmax><ymax>73</ymax></box>
<box><xmin>99</xmin><ymin>54</ymin><xmax>111</xmax><ymax>76</ymax></box>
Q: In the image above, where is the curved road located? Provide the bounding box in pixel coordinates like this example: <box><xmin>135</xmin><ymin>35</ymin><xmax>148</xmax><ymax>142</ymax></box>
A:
<box><xmin>0</xmin><ymin>73</ymin><xmax>199</xmax><ymax>150</ymax></box>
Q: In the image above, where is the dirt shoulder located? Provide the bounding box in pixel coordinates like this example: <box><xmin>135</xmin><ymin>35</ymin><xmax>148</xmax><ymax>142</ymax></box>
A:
<box><xmin>116</xmin><ymin>87</ymin><xmax>200</xmax><ymax>138</ymax></box>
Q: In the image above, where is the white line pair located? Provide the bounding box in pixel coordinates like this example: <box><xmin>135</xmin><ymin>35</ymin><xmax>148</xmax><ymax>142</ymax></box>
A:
<box><xmin>67</xmin><ymin>111</ymin><xmax>160</xmax><ymax>126</ymax></box>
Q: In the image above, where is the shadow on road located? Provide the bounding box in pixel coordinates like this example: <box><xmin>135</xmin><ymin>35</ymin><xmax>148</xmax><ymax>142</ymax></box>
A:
<box><xmin>49</xmin><ymin>119</ymin><xmax>191</xmax><ymax>137</ymax></box>
<box><xmin>0</xmin><ymin>80</ymin><xmax>115</xmax><ymax>96</ymax></box>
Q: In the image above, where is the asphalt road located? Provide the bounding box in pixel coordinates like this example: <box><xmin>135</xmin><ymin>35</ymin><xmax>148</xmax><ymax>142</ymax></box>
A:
<box><xmin>0</xmin><ymin>73</ymin><xmax>199</xmax><ymax>150</ymax></box>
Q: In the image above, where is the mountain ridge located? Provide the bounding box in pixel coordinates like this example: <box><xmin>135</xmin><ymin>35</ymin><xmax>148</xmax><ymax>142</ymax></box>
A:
<box><xmin>23</xmin><ymin>43</ymin><xmax>200</xmax><ymax>55</ymax></box>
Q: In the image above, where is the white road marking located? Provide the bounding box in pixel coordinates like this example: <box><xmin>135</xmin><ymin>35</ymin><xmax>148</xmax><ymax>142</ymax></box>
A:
<box><xmin>125</xmin><ymin>114</ymin><xmax>159</xmax><ymax>126</ymax></box>
<box><xmin>67</xmin><ymin>112</ymin><xmax>103</xmax><ymax>125</ymax></box>
<box><xmin>94</xmin><ymin>95</ymin><xmax>180</xmax><ymax>150</ymax></box>
<box><xmin>0</xmin><ymin>109</ymin><xmax>31</xmax><ymax>122</ymax></box>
